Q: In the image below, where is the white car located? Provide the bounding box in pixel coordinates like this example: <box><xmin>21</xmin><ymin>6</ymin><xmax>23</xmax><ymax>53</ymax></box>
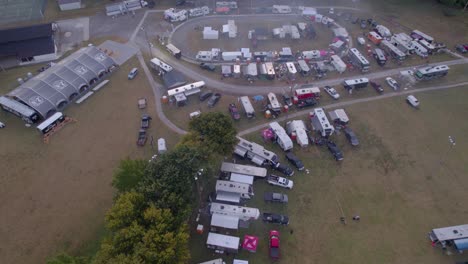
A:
<box><xmin>0</xmin><ymin>121</ymin><xmax>5</xmax><ymax>128</ymax></box>
<box><xmin>323</xmin><ymin>86</ymin><xmax>340</xmax><ymax>100</ymax></box>
<box><xmin>385</xmin><ymin>77</ymin><xmax>400</xmax><ymax>90</ymax></box>
<box><xmin>357</xmin><ymin>37</ymin><xmax>366</xmax><ymax>45</ymax></box>
<box><xmin>406</xmin><ymin>95</ymin><xmax>420</xmax><ymax>108</ymax></box>
<box><xmin>329</xmin><ymin>8</ymin><xmax>334</xmax><ymax>14</ymax></box>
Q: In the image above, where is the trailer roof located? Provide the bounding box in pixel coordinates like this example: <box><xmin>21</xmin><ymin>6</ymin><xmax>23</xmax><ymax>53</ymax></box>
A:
<box><xmin>207</xmin><ymin>232</ymin><xmax>240</xmax><ymax>249</ymax></box>
<box><xmin>221</xmin><ymin>162</ymin><xmax>267</xmax><ymax>177</ymax></box>
<box><xmin>431</xmin><ymin>224</ymin><xmax>468</xmax><ymax>242</ymax></box>
<box><xmin>211</xmin><ymin>214</ymin><xmax>239</xmax><ymax>230</ymax></box>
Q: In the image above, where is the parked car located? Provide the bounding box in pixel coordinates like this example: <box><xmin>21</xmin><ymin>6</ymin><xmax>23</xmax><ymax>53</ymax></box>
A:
<box><xmin>141</xmin><ymin>114</ymin><xmax>152</xmax><ymax>129</ymax></box>
<box><xmin>137</xmin><ymin>129</ymin><xmax>147</xmax><ymax>146</ymax></box>
<box><xmin>200</xmin><ymin>63</ymin><xmax>216</xmax><ymax>71</ymax></box>
<box><xmin>327</xmin><ymin>141</ymin><xmax>344</xmax><ymax>161</ymax></box>
<box><xmin>285</xmin><ymin>152</ymin><xmax>304</xmax><ymax>171</ymax></box>
<box><xmin>406</xmin><ymin>95</ymin><xmax>420</xmax><ymax>108</ymax></box>
<box><xmin>128</xmin><ymin>68</ymin><xmax>138</xmax><ymax>80</ymax></box>
<box><xmin>360</xmin><ymin>19</ymin><xmax>367</xmax><ymax>29</ymax></box>
<box><xmin>329</xmin><ymin>8</ymin><xmax>334</xmax><ymax>14</ymax></box>
<box><xmin>199</xmin><ymin>91</ymin><xmax>213</xmax><ymax>101</ymax></box>
<box><xmin>0</xmin><ymin>121</ymin><xmax>5</xmax><ymax>128</ymax></box>
<box><xmin>323</xmin><ymin>86</ymin><xmax>340</xmax><ymax>100</ymax></box>
<box><xmin>344</xmin><ymin>127</ymin><xmax>359</xmax><ymax>146</ymax></box>
<box><xmin>370</xmin><ymin>81</ymin><xmax>384</xmax><ymax>94</ymax></box>
<box><xmin>296</xmin><ymin>98</ymin><xmax>317</xmax><ymax>109</ymax></box>
<box><xmin>262</xmin><ymin>213</ymin><xmax>289</xmax><ymax>225</ymax></box>
<box><xmin>269</xmin><ymin>230</ymin><xmax>280</xmax><ymax>259</ymax></box>
<box><xmin>357</xmin><ymin>37</ymin><xmax>366</xmax><ymax>45</ymax></box>
<box><xmin>207</xmin><ymin>93</ymin><xmax>221</xmax><ymax>107</ymax></box>
<box><xmin>264</xmin><ymin>192</ymin><xmax>288</xmax><ymax>203</ymax></box>
<box><xmin>385</xmin><ymin>77</ymin><xmax>400</xmax><ymax>90</ymax></box>
<box><xmin>351</xmin><ymin>17</ymin><xmax>359</xmax><ymax>24</ymax></box>
<box><xmin>228</xmin><ymin>103</ymin><xmax>241</xmax><ymax>120</ymax></box>
<box><xmin>272</xmin><ymin>163</ymin><xmax>294</xmax><ymax>176</ymax></box>
<box><xmin>137</xmin><ymin>98</ymin><xmax>147</xmax><ymax>109</ymax></box>
<box><xmin>455</xmin><ymin>44</ymin><xmax>467</xmax><ymax>54</ymax></box>
<box><xmin>282</xmin><ymin>94</ymin><xmax>293</xmax><ymax>107</ymax></box>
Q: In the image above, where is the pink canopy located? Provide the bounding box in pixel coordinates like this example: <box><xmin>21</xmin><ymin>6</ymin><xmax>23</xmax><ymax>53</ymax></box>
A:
<box><xmin>242</xmin><ymin>235</ymin><xmax>259</xmax><ymax>252</ymax></box>
<box><xmin>262</xmin><ymin>128</ymin><xmax>274</xmax><ymax>140</ymax></box>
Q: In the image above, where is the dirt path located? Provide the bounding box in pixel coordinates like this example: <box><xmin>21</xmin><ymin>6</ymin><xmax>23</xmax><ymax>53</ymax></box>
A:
<box><xmin>238</xmin><ymin>81</ymin><xmax>468</xmax><ymax>136</ymax></box>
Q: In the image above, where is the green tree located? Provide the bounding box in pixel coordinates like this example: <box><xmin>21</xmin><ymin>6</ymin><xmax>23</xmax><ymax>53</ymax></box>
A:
<box><xmin>46</xmin><ymin>253</ymin><xmax>88</xmax><ymax>264</ymax></box>
<box><xmin>93</xmin><ymin>192</ymin><xmax>190</xmax><ymax>264</ymax></box>
<box><xmin>185</xmin><ymin>112</ymin><xmax>238</xmax><ymax>156</ymax></box>
<box><xmin>112</xmin><ymin>158</ymin><xmax>147</xmax><ymax>193</ymax></box>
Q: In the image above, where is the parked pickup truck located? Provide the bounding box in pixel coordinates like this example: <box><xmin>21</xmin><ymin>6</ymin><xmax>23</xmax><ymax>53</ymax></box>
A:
<box><xmin>269</xmin><ymin>230</ymin><xmax>280</xmax><ymax>259</ymax></box>
<box><xmin>264</xmin><ymin>192</ymin><xmax>288</xmax><ymax>203</ymax></box>
<box><xmin>141</xmin><ymin>114</ymin><xmax>152</xmax><ymax>129</ymax></box>
<box><xmin>267</xmin><ymin>175</ymin><xmax>293</xmax><ymax>189</ymax></box>
<box><xmin>137</xmin><ymin>129</ymin><xmax>147</xmax><ymax>146</ymax></box>
<box><xmin>262</xmin><ymin>213</ymin><xmax>289</xmax><ymax>225</ymax></box>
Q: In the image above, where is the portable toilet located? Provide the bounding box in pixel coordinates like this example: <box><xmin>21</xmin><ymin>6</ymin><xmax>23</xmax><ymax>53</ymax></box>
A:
<box><xmin>158</xmin><ymin>138</ymin><xmax>167</xmax><ymax>154</ymax></box>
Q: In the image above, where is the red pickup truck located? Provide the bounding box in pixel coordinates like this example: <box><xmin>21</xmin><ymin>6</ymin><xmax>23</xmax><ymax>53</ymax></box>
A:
<box><xmin>269</xmin><ymin>230</ymin><xmax>280</xmax><ymax>259</ymax></box>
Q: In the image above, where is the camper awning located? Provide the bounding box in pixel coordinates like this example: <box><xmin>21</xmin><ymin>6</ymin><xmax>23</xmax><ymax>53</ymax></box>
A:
<box><xmin>454</xmin><ymin>238</ymin><xmax>468</xmax><ymax>251</ymax></box>
<box><xmin>211</xmin><ymin>214</ymin><xmax>239</xmax><ymax>230</ymax></box>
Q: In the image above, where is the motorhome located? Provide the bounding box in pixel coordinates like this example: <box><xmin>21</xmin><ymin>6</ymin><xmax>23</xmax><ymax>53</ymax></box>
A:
<box><xmin>264</xmin><ymin>62</ymin><xmax>276</xmax><ymax>79</ymax></box>
<box><xmin>220</xmin><ymin>162</ymin><xmax>267</xmax><ymax>178</ymax></box>
<box><xmin>428</xmin><ymin>224</ymin><xmax>468</xmax><ymax>253</ymax></box>
<box><xmin>164</xmin><ymin>8</ymin><xmax>187</xmax><ymax>22</ymax></box>
<box><xmin>380</xmin><ymin>40</ymin><xmax>406</xmax><ymax>61</ymax></box>
<box><xmin>196</xmin><ymin>49</ymin><xmax>220</xmax><ymax>61</ymax></box>
<box><xmin>215</xmin><ymin>180</ymin><xmax>253</xmax><ymax>199</ymax></box>
<box><xmin>167</xmin><ymin>81</ymin><xmax>205</xmax><ymax>97</ymax></box>
<box><xmin>330</xmin><ymin>55</ymin><xmax>347</xmax><ymax>73</ymax></box>
<box><xmin>328</xmin><ymin>108</ymin><xmax>349</xmax><ymax>125</ymax></box>
<box><xmin>294</xmin><ymin>86</ymin><xmax>320</xmax><ymax>100</ymax></box>
<box><xmin>36</xmin><ymin>112</ymin><xmax>66</xmax><ymax>134</ymax></box>
<box><xmin>0</xmin><ymin>96</ymin><xmax>40</xmax><ymax>124</ymax></box>
<box><xmin>215</xmin><ymin>191</ymin><xmax>241</xmax><ymax>204</ymax></box>
<box><xmin>210</xmin><ymin>202</ymin><xmax>260</xmax><ymax>221</ymax></box>
<box><xmin>373</xmin><ymin>48</ymin><xmax>387</xmax><ymax>66</ymax></box>
<box><xmin>278</xmin><ymin>47</ymin><xmax>294</xmax><ymax>61</ymax></box>
<box><xmin>166</xmin><ymin>43</ymin><xmax>181</xmax><ymax>58</ymax></box>
<box><xmin>206</xmin><ymin>233</ymin><xmax>240</xmax><ymax>253</ymax></box>
<box><xmin>272</xmin><ymin>5</ymin><xmax>292</xmax><ymax>14</ymax></box>
<box><xmin>229</xmin><ymin>173</ymin><xmax>254</xmax><ymax>185</ymax></box>
<box><xmin>410</xmin><ymin>40</ymin><xmax>428</xmax><ymax>58</ymax></box>
<box><xmin>286</xmin><ymin>62</ymin><xmax>297</xmax><ymax>80</ymax></box>
<box><xmin>234</xmin><ymin>136</ymin><xmax>279</xmax><ymax>166</ymax></box>
<box><xmin>411</xmin><ymin>29</ymin><xmax>434</xmax><ymax>43</ymax></box>
<box><xmin>286</xmin><ymin>120</ymin><xmax>309</xmax><ymax>147</ymax></box>
<box><xmin>222</xmin><ymin>51</ymin><xmax>243</xmax><ymax>61</ymax></box>
<box><xmin>269</xmin><ymin>122</ymin><xmax>293</xmax><ymax>151</ymax></box>
<box><xmin>243</xmin><ymin>63</ymin><xmax>258</xmax><ymax>78</ymax></box>
<box><xmin>297</xmin><ymin>60</ymin><xmax>311</xmax><ymax>76</ymax></box>
<box><xmin>418</xmin><ymin>39</ymin><xmax>435</xmax><ymax>55</ymax></box>
<box><xmin>189</xmin><ymin>6</ymin><xmax>209</xmax><ymax>17</ymax></box>
<box><xmin>391</xmin><ymin>35</ymin><xmax>414</xmax><ymax>55</ymax></box>
<box><xmin>267</xmin><ymin>92</ymin><xmax>282</xmax><ymax>113</ymax></box>
<box><xmin>302</xmin><ymin>50</ymin><xmax>321</xmax><ymax>60</ymax></box>
<box><xmin>211</xmin><ymin>213</ymin><xmax>239</xmax><ymax>230</ymax></box>
<box><xmin>310</xmin><ymin>108</ymin><xmax>335</xmax><ymax>137</ymax></box>
<box><xmin>415</xmin><ymin>65</ymin><xmax>449</xmax><ymax>80</ymax></box>
<box><xmin>150</xmin><ymin>57</ymin><xmax>173</xmax><ymax>74</ymax></box>
<box><xmin>348</xmin><ymin>48</ymin><xmax>370</xmax><ymax>72</ymax></box>
<box><xmin>239</xmin><ymin>96</ymin><xmax>255</xmax><ymax>118</ymax></box>
<box><xmin>375</xmin><ymin>25</ymin><xmax>391</xmax><ymax>38</ymax></box>
<box><xmin>343</xmin><ymin>78</ymin><xmax>369</xmax><ymax>91</ymax></box>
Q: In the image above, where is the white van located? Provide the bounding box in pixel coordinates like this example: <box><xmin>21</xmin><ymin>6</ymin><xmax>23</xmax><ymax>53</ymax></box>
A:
<box><xmin>406</xmin><ymin>95</ymin><xmax>419</xmax><ymax>108</ymax></box>
<box><xmin>128</xmin><ymin>68</ymin><xmax>138</xmax><ymax>80</ymax></box>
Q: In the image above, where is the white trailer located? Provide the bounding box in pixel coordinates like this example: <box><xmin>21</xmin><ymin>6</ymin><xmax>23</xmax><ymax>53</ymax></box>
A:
<box><xmin>286</xmin><ymin>62</ymin><xmax>297</xmax><ymax>79</ymax></box>
<box><xmin>310</xmin><ymin>108</ymin><xmax>334</xmax><ymax>137</ymax></box>
<box><xmin>222</xmin><ymin>51</ymin><xmax>242</xmax><ymax>61</ymax></box>
<box><xmin>234</xmin><ymin>136</ymin><xmax>279</xmax><ymax>166</ymax></box>
<box><xmin>189</xmin><ymin>6</ymin><xmax>209</xmax><ymax>17</ymax></box>
<box><xmin>164</xmin><ymin>8</ymin><xmax>187</xmax><ymax>22</ymax></box>
<box><xmin>330</xmin><ymin>55</ymin><xmax>346</xmax><ymax>73</ymax></box>
<box><xmin>328</xmin><ymin>109</ymin><xmax>349</xmax><ymax>125</ymax></box>
<box><xmin>210</xmin><ymin>202</ymin><xmax>260</xmax><ymax>221</ymax></box>
<box><xmin>207</xmin><ymin>233</ymin><xmax>240</xmax><ymax>253</ymax></box>
<box><xmin>381</xmin><ymin>40</ymin><xmax>406</xmax><ymax>60</ymax></box>
<box><xmin>286</xmin><ymin>120</ymin><xmax>309</xmax><ymax>147</ymax></box>
<box><xmin>410</xmin><ymin>40</ymin><xmax>428</xmax><ymax>58</ymax></box>
<box><xmin>264</xmin><ymin>62</ymin><xmax>275</xmax><ymax>79</ymax></box>
<box><xmin>211</xmin><ymin>214</ymin><xmax>239</xmax><ymax>230</ymax></box>
<box><xmin>229</xmin><ymin>173</ymin><xmax>254</xmax><ymax>185</ymax></box>
<box><xmin>157</xmin><ymin>138</ymin><xmax>167</xmax><ymax>154</ymax></box>
<box><xmin>215</xmin><ymin>180</ymin><xmax>253</xmax><ymax>199</ymax></box>
<box><xmin>302</xmin><ymin>50</ymin><xmax>320</xmax><ymax>59</ymax></box>
<box><xmin>196</xmin><ymin>49</ymin><xmax>220</xmax><ymax>61</ymax></box>
<box><xmin>267</xmin><ymin>93</ymin><xmax>282</xmax><ymax>112</ymax></box>
<box><xmin>239</xmin><ymin>96</ymin><xmax>255</xmax><ymax>118</ymax></box>
<box><xmin>220</xmin><ymin>162</ymin><xmax>267</xmax><ymax>178</ymax></box>
<box><xmin>216</xmin><ymin>1</ymin><xmax>237</xmax><ymax>8</ymax></box>
<box><xmin>272</xmin><ymin>5</ymin><xmax>292</xmax><ymax>14</ymax></box>
<box><xmin>391</xmin><ymin>35</ymin><xmax>414</xmax><ymax>55</ymax></box>
<box><xmin>297</xmin><ymin>60</ymin><xmax>311</xmax><ymax>76</ymax></box>
<box><xmin>203</xmin><ymin>27</ymin><xmax>219</xmax><ymax>40</ymax></box>
<box><xmin>198</xmin><ymin>258</ymin><xmax>226</xmax><ymax>264</ymax></box>
<box><xmin>243</xmin><ymin>63</ymin><xmax>258</xmax><ymax>78</ymax></box>
<box><xmin>166</xmin><ymin>43</ymin><xmax>181</xmax><ymax>58</ymax></box>
<box><xmin>269</xmin><ymin>122</ymin><xmax>293</xmax><ymax>151</ymax></box>
<box><xmin>216</xmin><ymin>191</ymin><xmax>241</xmax><ymax>204</ymax></box>
<box><xmin>375</xmin><ymin>25</ymin><xmax>391</xmax><ymax>38</ymax></box>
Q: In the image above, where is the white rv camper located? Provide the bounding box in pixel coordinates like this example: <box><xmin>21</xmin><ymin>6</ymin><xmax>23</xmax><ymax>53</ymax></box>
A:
<box><xmin>215</xmin><ymin>180</ymin><xmax>253</xmax><ymax>199</ymax></box>
<box><xmin>297</xmin><ymin>60</ymin><xmax>311</xmax><ymax>76</ymax></box>
<box><xmin>210</xmin><ymin>202</ymin><xmax>260</xmax><ymax>221</ymax></box>
<box><xmin>286</xmin><ymin>120</ymin><xmax>309</xmax><ymax>147</ymax></box>
<box><xmin>150</xmin><ymin>57</ymin><xmax>173</xmax><ymax>73</ymax></box>
<box><xmin>310</xmin><ymin>108</ymin><xmax>335</xmax><ymax>137</ymax></box>
<box><xmin>221</xmin><ymin>162</ymin><xmax>267</xmax><ymax>178</ymax></box>
<box><xmin>267</xmin><ymin>93</ymin><xmax>282</xmax><ymax>112</ymax></box>
<box><xmin>222</xmin><ymin>51</ymin><xmax>243</xmax><ymax>61</ymax></box>
<box><xmin>206</xmin><ymin>233</ymin><xmax>240</xmax><ymax>253</ymax></box>
<box><xmin>234</xmin><ymin>136</ymin><xmax>279</xmax><ymax>166</ymax></box>
<box><xmin>272</xmin><ymin>5</ymin><xmax>292</xmax><ymax>13</ymax></box>
<box><xmin>189</xmin><ymin>6</ymin><xmax>210</xmax><ymax>17</ymax></box>
<box><xmin>302</xmin><ymin>50</ymin><xmax>321</xmax><ymax>60</ymax></box>
<box><xmin>330</xmin><ymin>55</ymin><xmax>346</xmax><ymax>73</ymax></box>
<box><xmin>269</xmin><ymin>122</ymin><xmax>293</xmax><ymax>151</ymax></box>
<box><xmin>239</xmin><ymin>96</ymin><xmax>255</xmax><ymax>118</ymax></box>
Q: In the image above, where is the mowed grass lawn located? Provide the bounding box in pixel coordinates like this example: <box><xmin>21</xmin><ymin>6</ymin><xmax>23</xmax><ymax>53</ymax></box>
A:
<box><xmin>190</xmin><ymin>86</ymin><xmax>468</xmax><ymax>264</ymax></box>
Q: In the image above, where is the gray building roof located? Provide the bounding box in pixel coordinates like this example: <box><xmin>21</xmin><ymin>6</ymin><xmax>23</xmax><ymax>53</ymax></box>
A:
<box><xmin>8</xmin><ymin>46</ymin><xmax>116</xmax><ymax>118</ymax></box>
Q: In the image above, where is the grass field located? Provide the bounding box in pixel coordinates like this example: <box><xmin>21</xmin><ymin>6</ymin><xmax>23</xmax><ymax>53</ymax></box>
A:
<box><xmin>0</xmin><ymin>56</ymin><xmax>180</xmax><ymax>263</ymax></box>
<box><xmin>189</xmin><ymin>85</ymin><xmax>468</xmax><ymax>264</ymax></box>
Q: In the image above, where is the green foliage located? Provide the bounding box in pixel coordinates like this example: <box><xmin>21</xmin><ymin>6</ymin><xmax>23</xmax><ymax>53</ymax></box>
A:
<box><xmin>93</xmin><ymin>192</ymin><xmax>190</xmax><ymax>264</ymax></box>
<box><xmin>112</xmin><ymin>158</ymin><xmax>147</xmax><ymax>193</ymax></box>
<box><xmin>46</xmin><ymin>253</ymin><xmax>89</xmax><ymax>264</ymax></box>
<box><xmin>186</xmin><ymin>112</ymin><xmax>238</xmax><ymax>156</ymax></box>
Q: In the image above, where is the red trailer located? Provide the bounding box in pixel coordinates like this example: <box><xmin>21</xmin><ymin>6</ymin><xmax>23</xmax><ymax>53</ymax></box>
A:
<box><xmin>294</xmin><ymin>86</ymin><xmax>320</xmax><ymax>101</ymax></box>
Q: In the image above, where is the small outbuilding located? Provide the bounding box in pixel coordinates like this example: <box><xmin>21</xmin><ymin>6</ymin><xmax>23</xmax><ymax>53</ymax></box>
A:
<box><xmin>58</xmin><ymin>0</ymin><xmax>82</xmax><ymax>11</ymax></box>
<box><xmin>203</xmin><ymin>27</ymin><xmax>219</xmax><ymax>40</ymax></box>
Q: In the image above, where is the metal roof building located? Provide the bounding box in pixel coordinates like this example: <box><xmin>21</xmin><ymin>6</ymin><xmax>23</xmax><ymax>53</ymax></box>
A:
<box><xmin>7</xmin><ymin>46</ymin><xmax>116</xmax><ymax>119</ymax></box>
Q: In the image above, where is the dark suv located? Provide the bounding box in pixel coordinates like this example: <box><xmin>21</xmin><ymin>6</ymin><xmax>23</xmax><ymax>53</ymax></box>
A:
<box><xmin>207</xmin><ymin>93</ymin><xmax>221</xmax><ymax>108</ymax></box>
<box><xmin>199</xmin><ymin>91</ymin><xmax>213</xmax><ymax>101</ymax></box>
<box><xmin>285</xmin><ymin>152</ymin><xmax>304</xmax><ymax>171</ymax></box>
<box><xmin>327</xmin><ymin>141</ymin><xmax>344</xmax><ymax>161</ymax></box>
<box><xmin>272</xmin><ymin>163</ymin><xmax>294</xmax><ymax>176</ymax></box>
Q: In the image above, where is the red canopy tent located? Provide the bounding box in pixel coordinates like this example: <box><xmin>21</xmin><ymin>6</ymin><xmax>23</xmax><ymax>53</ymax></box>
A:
<box><xmin>242</xmin><ymin>235</ymin><xmax>259</xmax><ymax>253</ymax></box>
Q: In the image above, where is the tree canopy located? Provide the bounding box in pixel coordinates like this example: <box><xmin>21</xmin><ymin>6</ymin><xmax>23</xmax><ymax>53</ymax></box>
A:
<box><xmin>185</xmin><ymin>112</ymin><xmax>238</xmax><ymax>156</ymax></box>
<box><xmin>112</xmin><ymin>158</ymin><xmax>148</xmax><ymax>194</ymax></box>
